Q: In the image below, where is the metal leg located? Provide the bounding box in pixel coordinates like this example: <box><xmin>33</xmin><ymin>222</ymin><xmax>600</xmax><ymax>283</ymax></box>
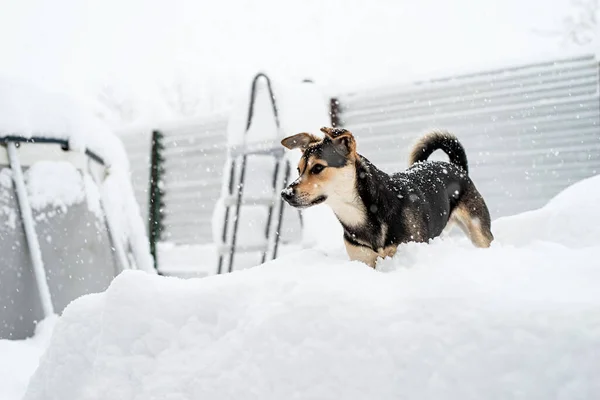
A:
<box><xmin>272</xmin><ymin>162</ymin><xmax>290</xmax><ymax>260</ymax></box>
<box><xmin>261</xmin><ymin>160</ymin><xmax>281</xmax><ymax>264</ymax></box>
<box><xmin>99</xmin><ymin>192</ymin><xmax>132</xmax><ymax>273</ymax></box>
<box><xmin>217</xmin><ymin>158</ymin><xmax>238</xmax><ymax>274</ymax></box>
<box><xmin>219</xmin><ymin>73</ymin><xmax>286</xmax><ymax>272</ymax></box>
<box><xmin>6</xmin><ymin>142</ymin><xmax>54</xmax><ymax>318</ymax></box>
<box><xmin>228</xmin><ymin>154</ymin><xmax>248</xmax><ymax>273</ymax></box>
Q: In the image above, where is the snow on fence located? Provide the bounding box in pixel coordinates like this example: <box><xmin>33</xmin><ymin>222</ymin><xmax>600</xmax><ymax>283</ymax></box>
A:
<box><xmin>120</xmin><ymin>52</ymin><xmax>600</xmax><ymax>271</ymax></box>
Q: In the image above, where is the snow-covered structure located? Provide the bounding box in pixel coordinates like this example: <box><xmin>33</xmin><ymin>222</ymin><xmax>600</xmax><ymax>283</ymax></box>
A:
<box><xmin>0</xmin><ymin>78</ymin><xmax>153</xmax><ymax>340</ymax></box>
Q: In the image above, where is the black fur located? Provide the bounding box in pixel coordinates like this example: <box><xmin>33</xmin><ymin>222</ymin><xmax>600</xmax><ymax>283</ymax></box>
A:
<box><xmin>301</xmin><ymin>136</ymin><xmax>348</xmax><ymax>170</ymax></box>
<box><xmin>343</xmin><ymin>155</ymin><xmax>470</xmax><ymax>250</ymax></box>
<box><xmin>409</xmin><ymin>131</ymin><xmax>469</xmax><ymax>174</ymax></box>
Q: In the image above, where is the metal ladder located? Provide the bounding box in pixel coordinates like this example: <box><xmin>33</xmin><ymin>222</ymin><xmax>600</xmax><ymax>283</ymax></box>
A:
<box><xmin>216</xmin><ymin>73</ymin><xmax>292</xmax><ymax>274</ymax></box>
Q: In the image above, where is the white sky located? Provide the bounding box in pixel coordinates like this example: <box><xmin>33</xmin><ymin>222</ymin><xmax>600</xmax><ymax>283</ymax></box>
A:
<box><xmin>0</xmin><ymin>0</ymin><xmax>576</xmax><ymax>120</ymax></box>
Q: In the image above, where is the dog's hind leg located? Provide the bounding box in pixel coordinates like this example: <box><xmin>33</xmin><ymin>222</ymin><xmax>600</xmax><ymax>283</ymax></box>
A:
<box><xmin>451</xmin><ymin>184</ymin><xmax>494</xmax><ymax>248</ymax></box>
<box><xmin>441</xmin><ymin>219</ymin><xmax>456</xmax><ymax>238</ymax></box>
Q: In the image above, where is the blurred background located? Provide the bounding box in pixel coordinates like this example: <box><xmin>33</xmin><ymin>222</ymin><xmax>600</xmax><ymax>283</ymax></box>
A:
<box><xmin>1</xmin><ymin>0</ymin><xmax>599</xmax><ymax>278</ymax></box>
<box><xmin>0</xmin><ymin>0</ymin><xmax>594</xmax><ymax>125</ymax></box>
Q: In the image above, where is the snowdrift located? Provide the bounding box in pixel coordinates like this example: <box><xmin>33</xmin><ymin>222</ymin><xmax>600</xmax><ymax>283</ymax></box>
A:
<box><xmin>0</xmin><ymin>316</ymin><xmax>57</xmax><ymax>400</ymax></box>
<box><xmin>493</xmin><ymin>174</ymin><xmax>600</xmax><ymax>249</ymax></box>
<box><xmin>25</xmin><ymin>176</ymin><xmax>600</xmax><ymax>400</ymax></box>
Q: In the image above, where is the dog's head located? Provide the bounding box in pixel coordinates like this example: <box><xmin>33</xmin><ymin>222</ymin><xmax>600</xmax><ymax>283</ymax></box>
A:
<box><xmin>280</xmin><ymin>127</ymin><xmax>357</xmax><ymax>208</ymax></box>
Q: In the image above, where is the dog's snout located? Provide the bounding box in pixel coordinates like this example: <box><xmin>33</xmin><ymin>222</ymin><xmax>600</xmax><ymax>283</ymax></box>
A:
<box><xmin>281</xmin><ymin>187</ymin><xmax>295</xmax><ymax>201</ymax></box>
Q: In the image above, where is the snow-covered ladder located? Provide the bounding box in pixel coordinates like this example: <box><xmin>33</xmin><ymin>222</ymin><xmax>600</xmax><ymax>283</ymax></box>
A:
<box><xmin>217</xmin><ymin>73</ymin><xmax>291</xmax><ymax>274</ymax></box>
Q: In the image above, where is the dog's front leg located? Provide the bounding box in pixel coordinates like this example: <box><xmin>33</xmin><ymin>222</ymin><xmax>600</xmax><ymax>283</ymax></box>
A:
<box><xmin>344</xmin><ymin>239</ymin><xmax>378</xmax><ymax>268</ymax></box>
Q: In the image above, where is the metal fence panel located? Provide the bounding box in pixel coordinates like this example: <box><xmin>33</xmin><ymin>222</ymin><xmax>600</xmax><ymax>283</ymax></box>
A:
<box><xmin>338</xmin><ymin>54</ymin><xmax>600</xmax><ymax>218</ymax></box>
<box><xmin>119</xmin><ymin>115</ymin><xmax>229</xmax><ymax>245</ymax></box>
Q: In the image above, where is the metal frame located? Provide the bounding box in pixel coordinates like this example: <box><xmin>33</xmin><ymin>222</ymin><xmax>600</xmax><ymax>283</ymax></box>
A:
<box><xmin>217</xmin><ymin>73</ymin><xmax>290</xmax><ymax>273</ymax></box>
<box><xmin>0</xmin><ymin>136</ymin><xmax>134</xmax><ymax>317</ymax></box>
<box><xmin>5</xmin><ymin>141</ymin><xmax>55</xmax><ymax>318</ymax></box>
<box><xmin>0</xmin><ymin>135</ymin><xmax>106</xmax><ymax>165</ymax></box>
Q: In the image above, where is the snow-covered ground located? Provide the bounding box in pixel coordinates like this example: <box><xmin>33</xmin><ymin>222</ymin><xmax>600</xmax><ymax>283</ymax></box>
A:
<box><xmin>0</xmin><ymin>316</ymin><xmax>57</xmax><ymax>400</ymax></box>
<box><xmin>0</xmin><ymin>174</ymin><xmax>592</xmax><ymax>399</ymax></box>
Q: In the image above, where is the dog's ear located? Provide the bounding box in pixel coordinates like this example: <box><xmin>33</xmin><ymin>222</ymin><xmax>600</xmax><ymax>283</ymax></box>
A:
<box><xmin>320</xmin><ymin>127</ymin><xmax>356</xmax><ymax>155</ymax></box>
<box><xmin>281</xmin><ymin>133</ymin><xmax>320</xmax><ymax>151</ymax></box>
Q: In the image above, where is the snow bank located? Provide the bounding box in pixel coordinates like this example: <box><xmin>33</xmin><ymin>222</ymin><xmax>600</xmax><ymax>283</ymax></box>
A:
<box><xmin>0</xmin><ymin>76</ymin><xmax>153</xmax><ymax>271</ymax></box>
<box><xmin>493</xmin><ymin>174</ymin><xmax>600</xmax><ymax>249</ymax></box>
<box><xmin>0</xmin><ymin>316</ymin><xmax>58</xmax><ymax>400</ymax></box>
<box><xmin>23</xmin><ymin>176</ymin><xmax>600</xmax><ymax>399</ymax></box>
<box><xmin>25</xmin><ymin>246</ymin><xmax>600</xmax><ymax>398</ymax></box>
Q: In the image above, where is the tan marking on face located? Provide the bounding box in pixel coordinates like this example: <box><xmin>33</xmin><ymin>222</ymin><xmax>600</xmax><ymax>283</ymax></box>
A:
<box><xmin>292</xmin><ymin>154</ymin><xmax>366</xmax><ymax>227</ymax></box>
<box><xmin>287</xmin><ymin>131</ymin><xmax>366</xmax><ymax>227</ymax></box>
<box><xmin>292</xmin><ymin>154</ymin><xmax>329</xmax><ymax>198</ymax></box>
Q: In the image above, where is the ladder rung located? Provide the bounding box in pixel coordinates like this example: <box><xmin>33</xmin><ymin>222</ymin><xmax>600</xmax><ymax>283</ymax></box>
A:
<box><xmin>229</xmin><ymin>143</ymin><xmax>285</xmax><ymax>158</ymax></box>
<box><xmin>223</xmin><ymin>195</ymin><xmax>276</xmax><ymax>207</ymax></box>
<box><xmin>217</xmin><ymin>243</ymin><xmax>268</xmax><ymax>255</ymax></box>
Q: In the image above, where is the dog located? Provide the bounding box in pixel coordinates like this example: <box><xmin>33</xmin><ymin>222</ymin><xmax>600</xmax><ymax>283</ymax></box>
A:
<box><xmin>280</xmin><ymin>127</ymin><xmax>493</xmax><ymax>268</ymax></box>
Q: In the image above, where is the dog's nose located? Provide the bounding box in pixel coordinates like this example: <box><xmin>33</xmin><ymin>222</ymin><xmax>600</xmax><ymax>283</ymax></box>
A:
<box><xmin>281</xmin><ymin>187</ymin><xmax>294</xmax><ymax>201</ymax></box>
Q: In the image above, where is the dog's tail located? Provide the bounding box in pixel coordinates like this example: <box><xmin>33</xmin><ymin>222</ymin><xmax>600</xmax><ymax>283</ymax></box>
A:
<box><xmin>408</xmin><ymin>131</ymin><xmax>469</xmax><ymax>174</ymax></box>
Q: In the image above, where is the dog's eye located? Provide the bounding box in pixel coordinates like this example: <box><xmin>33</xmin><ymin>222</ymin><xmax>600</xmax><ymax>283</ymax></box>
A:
<box><xmin>311</xmin><ymin>164</ymin><xmax>325</xmax><ymax>174</ymax></box>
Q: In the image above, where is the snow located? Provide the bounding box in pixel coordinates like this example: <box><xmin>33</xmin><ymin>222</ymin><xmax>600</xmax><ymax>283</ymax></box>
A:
<box><xmin>0</xmin><ymin>315</ymin><xmax>58</xmax><ymax>400</ymax></box>
<box><xmin>82</xmin><ymin>173</ymin><xmax>103</xmax><ymax>219</ymax></box>
<box><xmin>22</xmin><ymin>161</ymin><xmax>105</xmax><ymax>224</ymax></box>
<box><xmin>0</xmin><ymin>76</ymin><xmax>154</xmax><ymax>272</ymax></box>
<box><xmin>493</xmin><ymin>174</ymin><xmax>600</xmax><ymax>248</ymax></box>
<box><xmin>0</xmin><ymin>168</ymin><xmax>17</xmax><ymax>229</ymax></box>
<box><xmin>0</xmin><ymin>0</ymin><xmax>573</xmax><ymax>124</ymax></box>
<box><xmin>0</xmin><ymin>168</ymin><xmax>12</xmax><ymax>188</ymax></box>
<box><xmin>25</xmin><ymin>162</ymin><xmax>86</xmax><ymax>213</ymax></box>
<box><xmin>0</xmin><ymin>77</ymin><xmax>117</xmax><ymax>158</ymax></box>
<box><xmin>157</xmin><ymin>242</ymin><xmax>304</xmax><ymax>278</ymax></box>
<box><xmin>23</xmin><ymin>175</ymin><xmax>600</xmax><ymax>400</ymax></box>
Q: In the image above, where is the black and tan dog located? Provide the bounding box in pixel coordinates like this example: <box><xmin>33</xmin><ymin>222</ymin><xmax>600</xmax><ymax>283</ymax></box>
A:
<box><xmin>280</xmin><ymin>127</ymin><xmax>493</xmax><ymax>268</ymax></box>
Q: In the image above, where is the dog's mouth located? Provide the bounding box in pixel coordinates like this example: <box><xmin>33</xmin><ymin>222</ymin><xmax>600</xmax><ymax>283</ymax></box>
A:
<box><xmin>284</xmin><ymin>195</ymin><xmax>327</xmax><ymax>209</ymax></box>
<box><xmin>309</xmin><ymin>195</ymin><xmax>327</xmax><ymax>206</ymax></box>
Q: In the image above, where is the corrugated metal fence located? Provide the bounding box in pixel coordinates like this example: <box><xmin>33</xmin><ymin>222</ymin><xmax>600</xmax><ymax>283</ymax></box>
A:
<box><xmin>338</xmin><ymin>53</ymin><xmax>600</xmax><ymax>218</ymax></box>
<box><xmin>120</xmin><ymin>114</ymin><xmax>229</xmax><ymax>245</ymax></box>
<box><xmin>120</xmin><ymin>53</ymin><xmax>600</xmax><ymax>250</ymax></box>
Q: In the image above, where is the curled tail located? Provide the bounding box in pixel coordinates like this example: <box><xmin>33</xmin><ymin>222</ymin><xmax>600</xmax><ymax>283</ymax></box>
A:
<box><xmin>408</xmin><ymin>130</ymin><xmax>469</xmax><ymax>174</ymax></box>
